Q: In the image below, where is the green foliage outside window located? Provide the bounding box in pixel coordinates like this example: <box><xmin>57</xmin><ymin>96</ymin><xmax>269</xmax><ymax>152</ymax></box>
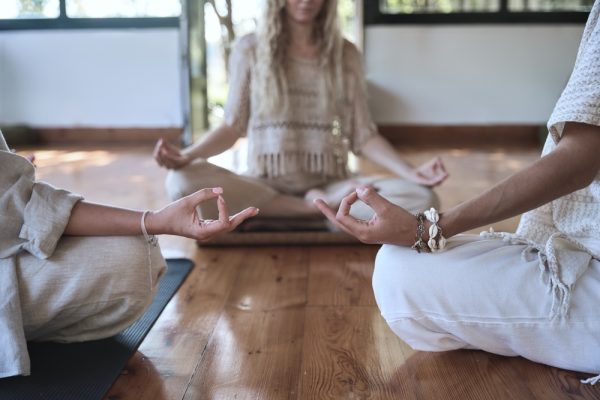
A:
<box><xmin>380</xmin><ymin>0</ymin><xmax>594</xmax><ymax>13</ymax></box>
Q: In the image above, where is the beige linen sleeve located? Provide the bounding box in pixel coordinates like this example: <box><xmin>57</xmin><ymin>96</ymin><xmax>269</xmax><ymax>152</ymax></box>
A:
<box><xmin>0</xmin><ymin>143</ymin><xmax>82</xmax><ymax>260</ymax></box>
<box><xmin>223</xmin><ymin>34</ymin><xmax>255</xmax><ymax>137</ymax></box>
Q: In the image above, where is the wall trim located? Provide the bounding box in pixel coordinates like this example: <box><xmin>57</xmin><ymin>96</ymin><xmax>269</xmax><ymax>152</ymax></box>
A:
<box><xmin>378</xmin><ymin>124</ymin><xmax>543</xmax><ymax>148</ymax></box>
<box><xmin>32</xmin><ymin>127</ymin><xmax>183</xmax><ymax>146</ymax></box>
<box><xmin>3</xmin><ymin>125</ymin><xmax>542</xmax><ymax>148</ymax></box>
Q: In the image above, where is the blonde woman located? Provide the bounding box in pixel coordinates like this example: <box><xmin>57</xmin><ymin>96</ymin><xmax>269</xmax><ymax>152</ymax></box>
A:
<box><xmin>154</xmin><ymin>0</ymin><xmax>447</xmax><ymax>222</ymax></box>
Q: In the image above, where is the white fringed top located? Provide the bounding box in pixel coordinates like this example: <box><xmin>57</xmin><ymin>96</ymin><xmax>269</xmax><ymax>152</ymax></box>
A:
<box><xmin>223</xmin><ymin>34</ymin><xmax>378</xmax><ymax>195</ymax></box>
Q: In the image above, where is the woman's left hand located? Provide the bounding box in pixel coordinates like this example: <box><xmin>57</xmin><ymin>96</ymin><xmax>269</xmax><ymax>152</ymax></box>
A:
<box><xmin>407</xmin><ymin>156</ymin><xmax>448</xmax><ymax>187</ymax></box>
<box><xmin>314</xmin><ymin>186</ymin><xmax>416</xmax><ymax>246</ymax></box>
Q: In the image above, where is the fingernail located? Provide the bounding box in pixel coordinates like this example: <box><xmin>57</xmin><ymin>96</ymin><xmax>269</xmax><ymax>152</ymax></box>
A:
<box><xmin>253</xmin><ymin>208</ymin><xmax>260</xmax><ymax>214</ymax></box>
<box><xmin>212</xmin><ymin>187</ymin><xmax>223</xmax><ymax>194</ymax></box>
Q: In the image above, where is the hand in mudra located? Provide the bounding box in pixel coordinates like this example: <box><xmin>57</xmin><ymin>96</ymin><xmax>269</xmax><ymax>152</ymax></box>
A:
<box><xmin>407</xmin><ymin>157</ymin><xmax>448</xmax><ymax>187</ymax></box>
<box><xmin>305</xmin><ymin>181</ymin><xmax>375</xmax><ymax>209</ymax></box>
<box><xmin>147</xmin><ymin>187</ymin><xmax>258</xmax><ymax>242</ymax></box>
<box><xmin>314</xmin><ymin>186</ymin><xmax>416</xmax><ymax>246</ymax></box>
<box><xmin>153</xmin><ymin>138</ymin><xmax>191</xmax><ymax>170</ymax></box>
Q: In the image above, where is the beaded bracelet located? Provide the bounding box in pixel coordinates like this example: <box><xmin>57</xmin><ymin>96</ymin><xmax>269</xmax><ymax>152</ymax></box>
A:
<box><xmin>424</xmin><ymin>207</ymin><xmax>446</xmax><ymax>252</ymax></box>
<box><xmin>411</xmin><ymin>212</ymin><xmax>430</xmax><ymax>253</ymax></box>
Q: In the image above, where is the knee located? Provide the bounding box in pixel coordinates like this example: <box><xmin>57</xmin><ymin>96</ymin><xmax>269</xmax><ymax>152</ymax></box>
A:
<box><xmin>57</xmin><ymin>237</ymin><xmax>166</xmax><ymax>341</ymax></box>
<box><xmin>376</xmin><ymin>179</ymin><xmax>440</xmax><ymax>213</ymax></box>
<box><xmin>425</xmin><ymin>188</ymin><xmax>440</xmax><ymax>210</ymax></box>
<box><xmin>109</xmin><ymin>236</ymin><xmax>167</xmax><ymax>297</ymax></box>
<box><xmin>372</xmin><ymin>245</ymin><xmax>468</xmax><ymax>352</ymax></box>
<box><xmin>410</xmin><ymin>185</ymin><xmax>439</xmax><ymax>211</ymax></box>
<box><xmin>165</xmin><ymin>169</ymin><xmax>190</xmax><ymax>201</ymax></box>
<box><xmin>372</xmin><ymin>244</ymin><xmax>413</xmax><ymax>316</ymax></box>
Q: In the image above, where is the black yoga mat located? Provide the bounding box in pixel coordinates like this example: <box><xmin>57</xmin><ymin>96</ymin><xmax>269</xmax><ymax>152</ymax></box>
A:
<box><xmin>0</xmin><ymin>258</ymin><xmax>193</xmax><ymax>400</ymax></box>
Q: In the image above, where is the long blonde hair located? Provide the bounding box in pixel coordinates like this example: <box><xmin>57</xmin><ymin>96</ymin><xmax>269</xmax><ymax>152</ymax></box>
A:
<box><xmin>253</xmin><ymin>0</ymin><xmax>345</xmax><ymax>118</ymax></box>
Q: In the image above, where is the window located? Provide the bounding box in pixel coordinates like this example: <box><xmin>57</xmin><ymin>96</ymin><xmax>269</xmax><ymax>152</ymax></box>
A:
<box><xmin>66</xmin><ymin>0</ymin><xmax>180</xmax><ymax>18</ymax></box>
<box><xmin>0</xmin><ymin>0</ymin><xmax>60</xmax><ymax>19</ymax></box>
<box><xmin>368</xmin><ymin>0</ymin><xmax>593</xmax><ymax>23</ymax></box>
<box><xmin>508</xmin><ymin>0</ymin><xmax>593</xmax><ymax>12</ymax></box>
<box><xmin>0</xmin><ymin>0</ymin><xmax>180</xmax><ymax>30</ymax></box>
<box><xmin>380</xmin><ymin>0</ymin><xmax>495</xmax><ymax>14</ymax></box>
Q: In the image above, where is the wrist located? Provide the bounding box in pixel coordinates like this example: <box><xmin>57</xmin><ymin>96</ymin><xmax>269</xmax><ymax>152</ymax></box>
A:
<box><xmin>143</xmin><ymin>210</ymin><xmax>160</xmax><ymax>235</ymax></box>
<box><xmin>180</xmin><ymin>151</ymin><xmax>194</xmax><ymax>163</ymax></box>
<box><xmin>438</xmin><ymin>209</ymin><xmax>459</xmax><ymax>238</ymax></box>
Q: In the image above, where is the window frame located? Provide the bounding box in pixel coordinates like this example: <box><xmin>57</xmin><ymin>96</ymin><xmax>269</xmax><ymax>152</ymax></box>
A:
<box><xmin>0</xmin><ymin>0</ymin><xmax>179</xmax><ymax>30</ymax></box>
<box><xmin>365</xmin><ymin>0</ymin><xmax>590</xmax><ymax>25</ymax></box>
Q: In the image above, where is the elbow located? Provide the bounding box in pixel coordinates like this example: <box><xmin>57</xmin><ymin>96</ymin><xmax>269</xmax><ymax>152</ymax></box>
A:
<box><xmin>577</xmin><ymin>169</ymin><xmax>598</xmax><ymax>189</ymax></box>
<box><xmin>569</xmin><ymin>160</ymin><xmax>598</xmax><ymax>191</ymax></box>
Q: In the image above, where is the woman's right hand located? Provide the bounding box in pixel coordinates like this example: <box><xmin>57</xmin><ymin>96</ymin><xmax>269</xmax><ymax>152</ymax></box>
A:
<box><xmin>314</xmin><ymin>186</ymin><xmax>417</xmax><ymax>246</ymax></box>
<box><xmin>147</xmin><ymin>187</ymin><xmax>259</xmax><ymax>242</ymax></box>
<box><xmin>153</xmin><ymin>138</ymin><xmax>191</xmax><ymax>170</ymax></box>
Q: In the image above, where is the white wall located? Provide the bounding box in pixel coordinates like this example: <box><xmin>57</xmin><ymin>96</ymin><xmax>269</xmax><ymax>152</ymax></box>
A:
<box><xmin>0</xmin><ymin>25</ymin><xmax>586</xmax><ymax>128</ymax></box>
<box><xmin>364</xmin><ymin>25</ymin><xmax>584</xmax><ymax>125</ymax></box>
<box><xmin>0</xmin><ymin>29</ymin><xmax>182</xmax><ymax>127</ymax></box>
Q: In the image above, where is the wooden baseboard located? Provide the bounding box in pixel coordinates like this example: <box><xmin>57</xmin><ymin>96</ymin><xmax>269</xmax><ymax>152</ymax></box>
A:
<box><xmin>378</xmin><ymin>125</ymin><xmax>543</xmax><ymax>148</ymax></box>
<box><xmin>33</xmin><ymin>127</ymin><xmax>183</xmax><ymax>146</ymax></box>
<box><xmin>2</xmin><ymin>125</ymin><xmax>543</xmax><ymax>148</ymax></box>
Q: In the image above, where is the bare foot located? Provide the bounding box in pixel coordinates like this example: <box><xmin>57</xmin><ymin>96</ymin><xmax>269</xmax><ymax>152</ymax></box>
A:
<box><xmin>305</xmin><ymin>181</ymin><xmax>375</xmax><ymax>209</ymax></box>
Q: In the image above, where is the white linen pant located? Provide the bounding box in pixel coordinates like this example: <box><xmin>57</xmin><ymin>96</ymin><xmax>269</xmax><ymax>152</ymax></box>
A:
<box><xmin>373</xmin><ymin>234</ymin><xmax>600</xmax><ymax>373</ymax></box>
<box><xmin>165</xmin><ymin>159</ymin><xmax>438</xmax><ymax>220</ymax></box>
<box><xmin>16</xmin><ymin>235</ymin><xmax>166</xmax><ymax>342</ymax></box>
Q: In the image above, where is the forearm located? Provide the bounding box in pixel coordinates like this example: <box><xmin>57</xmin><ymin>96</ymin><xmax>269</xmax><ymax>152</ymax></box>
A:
<box><xmin>64</xmin><ymin>201</ymin><xmax>146</xmax><ymax>236</ymax></box>
<box><xmin>182</xmin><ymin>124</ymin><xmax>240</xmax><ymax>160</ymax></box>
<box><xmin>361</xmin><ymin>135</ymin><xmax>414</xmax><ymax>178</ymax></box>
<box><xmin>441</xmin><ymin>123</ymin><xmax>600</xmax><ymax>237</ymax></box>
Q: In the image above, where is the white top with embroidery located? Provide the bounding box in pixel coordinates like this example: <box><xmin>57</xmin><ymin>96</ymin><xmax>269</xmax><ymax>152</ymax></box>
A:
<box><xmin>484</xmin><ymin>1</ymin><xmax>600</xmax><ymax>318</ymax></box>
<box><xmin>223</xmin><ymin>34</ymin><xmax>378</xmax><ymax>194</ymax></box>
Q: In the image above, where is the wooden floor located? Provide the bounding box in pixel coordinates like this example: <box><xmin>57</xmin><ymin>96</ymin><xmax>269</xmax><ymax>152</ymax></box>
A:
<box><xmin>21</xmin><ymin>143</ymin><xmax>600</xmax><ymax>400</ymax></box>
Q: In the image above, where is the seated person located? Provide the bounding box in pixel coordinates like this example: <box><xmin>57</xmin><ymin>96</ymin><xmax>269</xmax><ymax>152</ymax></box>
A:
<box><xmin>0</xmin><ymin>130</ymin><xmax>257</xmax><ymax>378</ymax></box>
<box><xmin>154</xmin><ymin>0</ymin><xmax>447</xmax><ymax>223</ymax></box>
<box><xmin>315</xmin><ymin>2</ymin><xmax>600</xmax><ymax>383</ymax></box>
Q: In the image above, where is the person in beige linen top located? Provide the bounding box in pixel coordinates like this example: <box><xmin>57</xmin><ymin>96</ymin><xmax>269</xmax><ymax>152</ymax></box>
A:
<box><xmin>0</xmin><ymin>131</ymin><xmax>257</xmax><ymax>378</ymax></box>
<box><xmin>154</xmin><ymin>0</ymin><xmax>448</xmax><ymax>222</ymax></box>
<box><xmin>316</xmin><ymin>0</ymin><xmax>600</xmax><ymax>384</ymax></box>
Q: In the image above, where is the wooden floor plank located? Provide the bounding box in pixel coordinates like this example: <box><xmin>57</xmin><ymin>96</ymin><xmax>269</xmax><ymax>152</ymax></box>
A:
<box><xmin>184</xmin><ymin>308</ymin><xmax>305</xmax><ymax>400</ymax></box>
<box><xmin>104</xmin><ymin>249</ymin><xmax>245</xmax><ymax>400</ymax></box>
<box><xmin>225</xmin><ymin>247</ymin><xmax>309</xmax><ymax>312</ymax></box>
<box><xmin>300</xmin><ymin>306</ymin><xmax>417</xmax><ymax>400</ymax></box>
<box><xmin>307</xmin><ymin>246</ymin><xmax>379</xmax><ymax>307</ymax></box>
<box><xmin>393</xmin><ymin>350</ymin><xmax>598</xmax><ymax>400</ymax></box>
<box><xmin>183</xmin><ymin>248</ymin><xmax>309</xmax><ymax>399</ymax></box>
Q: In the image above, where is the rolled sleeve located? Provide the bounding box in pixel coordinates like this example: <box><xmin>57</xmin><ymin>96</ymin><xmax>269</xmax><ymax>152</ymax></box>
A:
<box><xmin>19</xmin><ymin>182</ymin><xmax>82</xmax><ymax>259</ymax></box>
<box><xmin>547</xmin><ymin>3</ymin><xmax>600</xmax><ymax>142</ymax></box>
<box><xmin>0</xmin><ymin>149</ymin><xmax>83</xmax><ymax>260</ymax></box>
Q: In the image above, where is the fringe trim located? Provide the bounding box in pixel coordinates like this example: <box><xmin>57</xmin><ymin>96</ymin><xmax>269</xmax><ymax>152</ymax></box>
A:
<box><xmin>479</xmin><ymin>229</ymin><xmax>592</xmax><ymax>319</ymax></box>
<box><xmin>249</xmin><ymin>151</ymin><xmax>348</xmax><ymax>178</ymax></box>
<box><xmin>581</xmin><ymin>374</ymin><xmax>600</xmax><ymax>385</ymax></box>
